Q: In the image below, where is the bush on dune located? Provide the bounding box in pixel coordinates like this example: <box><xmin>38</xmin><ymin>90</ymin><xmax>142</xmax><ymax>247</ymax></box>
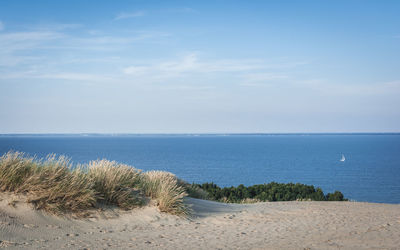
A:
<box><xmin>326</xmin><ymin>190</ymin><xmax>345</xmax><ymax>201</ymax></box>
<box><xmin>140</xmin><ymin>171</ymin><xmax>188</xmax><ymax>215</ymax></box>
<box><xmin>88</xmin><ymin>160</ymin><xmax>143</xmax><ymax>209</ymax></box>
<box><xmin>189</xmin><ymin>182</ymin><xmax>347</xmax><ymax>203</ymax></box>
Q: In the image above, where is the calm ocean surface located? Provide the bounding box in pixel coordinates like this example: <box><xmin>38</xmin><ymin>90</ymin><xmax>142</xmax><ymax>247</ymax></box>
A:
<box><xmin>0</xmin><ymin>134</ymin><xmax>399</xmax><ymax>204</ymax></box>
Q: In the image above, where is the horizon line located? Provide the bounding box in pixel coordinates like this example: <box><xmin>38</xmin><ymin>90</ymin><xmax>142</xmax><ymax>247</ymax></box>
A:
<box><xmin>1</xmin><ymin>132</ymin><xmax>400</xmax><ymax>136</ymax></box>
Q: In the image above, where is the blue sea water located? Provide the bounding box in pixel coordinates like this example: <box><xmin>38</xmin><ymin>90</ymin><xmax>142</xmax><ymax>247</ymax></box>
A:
<box><xmin>0</xmin><ymin>134</ymin><xmax>399</xmax><ymax>204</ymax></box>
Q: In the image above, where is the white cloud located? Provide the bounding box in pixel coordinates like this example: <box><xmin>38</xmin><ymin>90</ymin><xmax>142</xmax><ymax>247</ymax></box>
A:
<box><xmin>27</xmin><ymin>23</ymin><xmax>82</xmax><ymax>31</ymax></box>
<box><xmin>0</xmin><ymin>23</ymin><xmax>307</xmax><ymax>90</ymax></box>
<box><xmin>0</xmin><ymin>71</ymin><xmax>111</xmax><ymax>82</ymax></box>
<box><xmin>0</xmin><ymin>26</ymin><xmax>170</xmax><ymax>68</ymax></box>
<box><xmin>115</xmin><ymin>11</ymin><xmax>145</xmax><ymax>20</ymax></box>
<box><xmin>241</xmin><ymin>73</ymin><xmax>288</xmax><ymax>83</ymax></box>
<box><xmin>123</xmin><ymin>66</ymin><xmax>149</xmax><ymax>75</ymax></box>
<box><xmin>0</xmin><ymin>31</ymin><xmax>65</xmax><ymax>66</ymax></box>
<box><xmin>123</xmin><ymin>53</ymin><xmax>272</xmax><ymax>78</ymax></box>
<box><xmin>0</xmin><ymin>31</ymin><xmax>63</xmax><ymax>41</ymax></box>
<box><xmin>0</xmin><ymin>31</ymin><xmax>64</xmax><ymax>52</ymax></box>
<box><xmin>38</xmin><ymin>30</ymin><xmax>170</xmax><ymax>51</ymax></box>
<box><xmin>36</xmin><ymin>73</ymin><xmax>111</xmax><ymax>82</ymax></box>
<box><xmin>0</xmin><ymin>21</ymin><xmax>4</xmax><ymax>31</ymax></box>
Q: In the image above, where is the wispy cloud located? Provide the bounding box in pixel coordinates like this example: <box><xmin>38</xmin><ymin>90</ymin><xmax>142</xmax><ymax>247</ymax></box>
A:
<box><xmin>35</xmin><ymin>73</ymin><xmax>112</xmax><ymax>82</ymax></box>
<box><xmin>0</xmin><ymin>23</ymin><xmax>172</xmax><ymax>83</ymax></box>
<box><xmin>0</xmin><ymin>21</ymin><xmax>4</xmax><ymax>31</ymax></box>
<box><xmin>0</xmin><ymin>27</ymin><xmax>169</xmax><ymax>65</ymax></box>
<box><xmin>0</xmin><ymin>31</ymin><xmax>63</xmax><ymax>43</ymax></box>
<box><xmin>123</xmin><ymin>66</ymin><xmax>149</xmax><ymax>75</ymax></box>
<box><xmin>32</xmin><ymin>23</ymin><xmax>82</xmax><ymax>31</ymax></box>
<box><xmin>0</xmin><ymin>31</ymin><xmax>65</xmax><ymax>66</ymax></box>
<box><xmin>0</xmin><ymin>70</ymin><xmax>112</xmax><ymax>82</ymax></box>
<box><xmin>241</xmin><ymin>73</ymin><xmax>288</xmax><ymax>84</ymax></box>
<box><xmin>115</xmin><ymin>11</ymin><xmax>145</xmax><ymax>20</ymax></box>
<box><xmin>46</xmin><ymin>31</ymin><xmax>171</xmax><ymax>51</ymax></box>
<box><xmin>0</xmin><ymin>23</ymin><xmax>307</xmax><ymax>90</ymax></box>
<box><xmin>123</xmin><ymin>53</ymin><xmax>272</xmax><ymax>77</ymax></box>
<box><xmin>121</xmin><ymin>53</ymin><xmax>311</xmax><ymax>88</ymax></box>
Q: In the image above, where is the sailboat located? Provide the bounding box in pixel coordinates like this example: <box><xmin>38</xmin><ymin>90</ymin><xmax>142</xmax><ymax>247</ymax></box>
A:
<box><xmin>340</xmin><ymin>154</ymin><xmax>345</xmax><ymax>162</ymax></box>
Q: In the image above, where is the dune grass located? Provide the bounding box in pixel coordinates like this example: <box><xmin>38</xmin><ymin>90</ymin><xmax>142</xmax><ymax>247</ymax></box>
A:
<box><xmin>140</xmin><ymin>171</ymin><xmax>188</xmax><ymax>215</ymax></box>
<box><xmin>0</xmin><ymin>152</ymin><xmax>96</xmax><ymax>214</ymax></box>
<box><xmin>0</xmin><ymin>152</ymin><xmax>37</xmax><ymax>192</ymax></box>
<box><xmin>87</xmin><ymin>160</ymin><xmax>143</xmax><ymax>209</ymax></box>
<box><xmin>0</xmin><ymin>151</ymin><xmax>188</xmax><ymax>216</ymax></box>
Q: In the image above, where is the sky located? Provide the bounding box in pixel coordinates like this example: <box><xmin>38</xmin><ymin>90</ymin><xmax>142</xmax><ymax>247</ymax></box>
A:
<box><xmin>0</xmin><ymin>0</ymin><xmax>399</xmax><ymax>133</ymax></box>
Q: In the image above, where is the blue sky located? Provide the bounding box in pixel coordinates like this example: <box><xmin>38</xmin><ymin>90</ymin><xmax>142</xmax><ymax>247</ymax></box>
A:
<box><xmin>0</xmin><ymin>0</ymin><xmax>399</xmax><ymax>133</ymax></box>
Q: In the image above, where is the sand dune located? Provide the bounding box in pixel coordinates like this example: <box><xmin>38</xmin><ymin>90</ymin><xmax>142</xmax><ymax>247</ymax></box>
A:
<box><xmin>0</xmin><ymin>193</ymin><xmax>399</xmax><ymax>249</ymax></box>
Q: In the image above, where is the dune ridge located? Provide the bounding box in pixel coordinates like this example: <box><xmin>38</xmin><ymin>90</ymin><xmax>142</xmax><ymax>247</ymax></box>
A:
<box><xmin>0</xmin><ymin>193</ymin><xmax>399</xmax><ymax>249</ymax></box>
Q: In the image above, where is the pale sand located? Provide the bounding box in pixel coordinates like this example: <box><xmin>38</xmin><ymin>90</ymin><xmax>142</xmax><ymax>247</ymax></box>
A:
<box><xmin>0</xmin><ymin>193</ymin><xmax>399</xmax><ymax>249</ymax></box>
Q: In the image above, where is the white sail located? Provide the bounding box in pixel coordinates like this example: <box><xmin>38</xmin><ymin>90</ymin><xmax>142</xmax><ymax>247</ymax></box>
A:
<box><xmin>340</xmin><ymin>154</ymin><xmax>345</xmax><ymax>162</ymax></box>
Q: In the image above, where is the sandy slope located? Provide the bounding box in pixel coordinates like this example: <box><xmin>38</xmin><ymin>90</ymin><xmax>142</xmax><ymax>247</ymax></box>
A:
<box><xmin>0</xmin><ymin>193</ymin><xmax>399</xmax><ymax>249</ymax></box>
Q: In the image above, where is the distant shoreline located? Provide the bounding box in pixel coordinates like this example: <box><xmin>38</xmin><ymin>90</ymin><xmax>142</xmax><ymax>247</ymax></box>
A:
<box><xmin>1</xmin><ymin>132</ymin><xmax>400</xmax><ymax>137</ymax></box>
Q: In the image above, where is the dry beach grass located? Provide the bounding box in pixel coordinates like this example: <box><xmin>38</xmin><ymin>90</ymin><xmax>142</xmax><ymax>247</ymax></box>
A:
<box><xmin>141</xmin><ymin>171</ymin><xmax>188</xmax><ymax>215</ymax></box>
<box><xmin>0</xmin><ymin>152</ymin><xmax>187</xmax><ymax>216</ymax></box>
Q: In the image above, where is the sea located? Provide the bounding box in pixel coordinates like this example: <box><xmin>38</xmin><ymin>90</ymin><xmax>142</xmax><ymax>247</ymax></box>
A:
<box><xmin>0</xmin><ymin>134</ymin><xmax>399</xmax><ymax>204</ymax></box>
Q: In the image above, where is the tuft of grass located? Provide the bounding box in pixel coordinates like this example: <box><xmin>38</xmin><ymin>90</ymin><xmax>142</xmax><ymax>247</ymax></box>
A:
<box><xmin>0</xmin><ymin>152</ymin><xmax>37</xmax><ymax>192</ymax></box>
<box><xmin>141</xmin><ymin>171</ymin><xmax>188</xmax><ymax>215</ymax></box>
<box><xmin>0</xmin><ymin>151</ymin><xmax>189</xmax><ymax>216</ymax></box>
<box><xmin>179</xmin><ymin>181</ymin><xmax>209</xmax><ymax>200</ymax></box>
<box><xmin>88</xmin><ymin>159</ymin><xmax>143</xmax><ymax>209</ymax></box>
<box><xmin>17</xmin><ymin>155</ymin><xmax>96</xmax><ymax>214</ymax></box>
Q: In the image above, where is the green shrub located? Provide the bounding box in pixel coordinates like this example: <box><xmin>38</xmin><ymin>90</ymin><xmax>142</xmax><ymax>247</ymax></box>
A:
<box><xmin>189</xmin><ymin>182</ymin><xmax>347</xmax><ymax>203</ymax></box>
<box><xmin>326</xmin><ymin>190</ymin><xmax>345</xmax><ymax>201</ymax></box>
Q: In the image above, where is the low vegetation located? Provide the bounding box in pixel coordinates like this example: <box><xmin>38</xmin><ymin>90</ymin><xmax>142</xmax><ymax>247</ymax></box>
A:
<box><xmin>0</xmin><ymin>152</ymin><xmax>96</xmax><ymax>214</ymax></box>
<box><xmin>141</xmin><ymin>171</ymin><xmax>188</xmax><ymax>215</ymax></box>
<box><xmin>87</xmin><ymin>160</ymin><xmax>142</xmax><ymax>209</ymax></box>
<box><xmin>0</xmin><ymin>152</ymin><xmax>186</xmax><ymax>216</ymax></box>
<box><xmin>188</xmin><ymin>182</ymin><xmax>347</xmax><ymax>203</ymax></box>
<box><xmin>0</xmin><ymin>151</ymin><xmax>346</xmax><ymax>217</ymax></box>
